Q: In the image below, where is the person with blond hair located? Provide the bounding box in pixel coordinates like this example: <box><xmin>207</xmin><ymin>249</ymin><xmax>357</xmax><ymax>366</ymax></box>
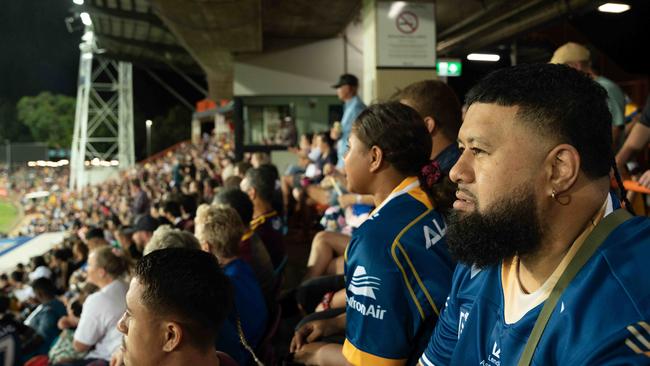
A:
<box><xmin>143</xmin><ymin>225</ymin><xmax>201</xmax><ymax>255</ymax></box>
<box><xmin>195</xmin><ymin>204</ymin><xmax>268</xmax><ymax>365</ymax></box>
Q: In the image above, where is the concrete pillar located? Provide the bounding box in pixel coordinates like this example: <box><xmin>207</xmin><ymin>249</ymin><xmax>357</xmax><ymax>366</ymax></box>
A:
<box><xmin>191</xmin><ymin>118</ymin><xmax>201</xmax><ymax>145</ymax></box>
<box><xmin>361</xmin><ymin>0</ymin><xmax>438</xmax><ymax>103</ymax></box>
<box><xmin>201</xmin><ymin>50</ymin><xmax>234</xmax><ymax>101</ymax></box>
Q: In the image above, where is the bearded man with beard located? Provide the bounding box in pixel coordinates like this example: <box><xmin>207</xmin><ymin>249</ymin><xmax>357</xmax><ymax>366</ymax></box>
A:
<box><xmin>418</xmin><ymin>63</ymin><xmax>650</xmax><ymax>366</ymax></box>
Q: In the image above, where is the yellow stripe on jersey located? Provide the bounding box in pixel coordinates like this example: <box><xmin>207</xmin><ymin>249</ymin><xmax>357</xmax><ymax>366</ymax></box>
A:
<box><xmin>639</xmin><ymin>321</ymin><xmax>650</xmax><ymax>335</ymax></box>
<box><xmin>249</xmin><ymin>210</ymin><xmax>278</xmax><ymax>230</ymax></box>
<box><xmin>343</xmin><ymin>339</ymin><xmax>407</xmax><ymax>366</ymax></box>
<box><xmin>390</xmin><ymin>208</ymin><xmax>438</xmax><ymax>320</ymax></box>
<box><xmin>395</xmin><ymin>241</ymin><xmax>440</xmax><ymax>316</ymax></box>
<box><xmin>241</xmin><ymin>229</ymin><xmax>254</xmax><ymax>241</ymax></box>
<box><xmin>408</xmin><ymin>186</ymin><xmax>433</xmax><ymax>210</ymax></box>
<box><xmin>627</xmin><ymin>325</ymin><xmax>650</xmax><ymax>348</ymax></box>
<box><xmin>625</xmin><ymin>339</ymin><xmax>650</xmax><ymax>357</ymax></box>
<box><xmin>393</xmin><ymin>176</ymin><xmax>418</xmax><ymax>193</ymax></box>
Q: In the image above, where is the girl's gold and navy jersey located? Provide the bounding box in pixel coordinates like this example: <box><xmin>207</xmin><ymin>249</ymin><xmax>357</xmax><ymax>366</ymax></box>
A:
<box><xmin>420</xmin><ymin>195</ymin><xmax>650</xmax><ymax>366</ymax></box>
<box><xmin>343</xmin><ymin>177</ymin><xmax>455</xmax><ymax>366</ymax></box>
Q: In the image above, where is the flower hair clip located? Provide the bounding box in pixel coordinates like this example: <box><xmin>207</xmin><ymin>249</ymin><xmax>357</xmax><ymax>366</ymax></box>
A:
<box><xmin>421</xmin><ymin>160</ymin><xmax>442</xmax><ymax>188</ymax></box>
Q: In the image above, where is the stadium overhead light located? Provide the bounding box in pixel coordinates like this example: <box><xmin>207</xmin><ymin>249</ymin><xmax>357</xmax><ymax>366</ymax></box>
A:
<box><xmin>81</xmin><ymin>31</ymin><xmax>94</xmax><ymax>42</ymax></box>
<box><xmin>73</xmin><ymin>0</ymin><xmax>84</xmax><ymax>5</ymax></box>
<box><xmin>598</xmin><ymin>3</ymin><xmax>630</xmax><ymax>13</ymax></box>
<box><xmin>467</xmin><ymin>53</ymin><xmax>500</xmax><ymax>62</ymax></box>
<box><xmin>80</xmin><ymin>12</ymin><xmax>92</xmax><ymax>26</ymax></box>
<box><xmin>388</xmin><ymin>2</ymin><xmax>407</xmax><ymax>18</ymax></box>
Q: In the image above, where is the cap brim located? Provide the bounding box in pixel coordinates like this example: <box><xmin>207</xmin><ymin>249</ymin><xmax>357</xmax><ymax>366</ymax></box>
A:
<box><xmin>332</xmin><ymin>83</ymin><xmax>343</xmax><ymax>88</ymax></box>
<box><xmin>122</xmin><ymin>227</ymin><xmax>138</xmax><ymax>235</ymax></box>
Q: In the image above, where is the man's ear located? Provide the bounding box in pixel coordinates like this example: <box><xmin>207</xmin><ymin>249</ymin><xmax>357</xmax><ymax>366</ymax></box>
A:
<box><xmin>200</xmin><ymin>241</ymin><xmax>212</xmax><ymax>253</ymax></box>
<box><xmin>161</xmin><ymin>321</ymin><xmax>183</xmax><ymax>353</ymax></box>
<box><xmin>545</xmin><ymin>143</ymin><xmax>580</xmax><ymax>196</ymax></box>
<box><xmin>423</xmin><ymin>116</ymin><xmax>437</xmax><ymax>134</ymax></box>
<box><xmin>368</xmin><ymin>145</ymin><xmax>383</xmax><ymax>173</ymax></box>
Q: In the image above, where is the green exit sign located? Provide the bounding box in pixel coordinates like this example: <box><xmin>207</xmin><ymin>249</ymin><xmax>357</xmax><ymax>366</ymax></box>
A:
<box><xmin>437</xmin><ymin>59</ymin><xmax>462</xmax><ymax>77</ymax></box>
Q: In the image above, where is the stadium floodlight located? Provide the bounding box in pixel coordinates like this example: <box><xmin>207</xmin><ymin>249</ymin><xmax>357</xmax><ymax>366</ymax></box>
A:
<box><xmin>80</xmin><ymin>12</ymin><xmax>92</xmax><ymax>26</ymax></box>
<box><xmin>146</xmin><ymin>120</ymin><xmax>153</xmax><ymax>157</ymax></box>
<box><xmin>73</xmin><ymin>0</ymin><xmax>84</xmax><ymax>5</ymax></box>
<box><xmin>467</xmin><ymin>53</ymin><xmax>500</xmax><ymax>62</ymax></box>
<box><xmin>598</xmin><ymin>3</ymin><xmax>630</xmax><ymax>13</ymax></box>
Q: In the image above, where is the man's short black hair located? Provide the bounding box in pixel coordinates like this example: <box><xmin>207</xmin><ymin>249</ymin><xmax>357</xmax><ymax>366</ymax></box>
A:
<box><xmin>85</xmin><ymin>227</ymin><xmax>105</xmax><ymax>241</ymax></box>
<box><xmin>180</xmin><ymin>194</ymin><xmax>198</xmax><ymax>219</ymax></box>
<box><xmin>0</xmin><ymin>295</ymin><xmax>10</xmax><ymax>313</ymax></box>
<box><xmin>130</xmin><ymin>179</ymin><xmax>141</xmax><ymax>189</ymax></box>
<box><xmin>10</xmin><ymin>271</ymin><xmax>23</xmax><ymax>283</ymax></box>
<box><xmin>466</xmin><ymin>63</ymin><xmax>612</xmax><ymax>178</ymax></box>
<box><xmin>135</xmin><ymin>248</ymin><xmax>233</xmax><ymax>350</ymax></box>
<box><xmin>214</xmin><ymin>187</ymin><xmax>254</xmax><ymax>224</ymax></box>
<box><xmin>236</xmin><ymin>161</ymin><xmax>252</xmax><ymax>176</ymax></box>
<box><xmin>53</xmin><ymin>248</ymin><xmax>73</xmax><ymax>261</ymax></box>
<box><xmin>244</xmin><ymin>166</ymin><xmax>276</xmax><ymax>203</ymax></box>
<box><xmin>31</xmin><ymin>256</ymin><xmax>47</xmax><ymax>268</ymax></box>
<box><xmin>253</xmin><ymin>164</ymin><xmax>285</xmax><ymax>215</ymax></box>
<box><xmin>317</xmin><ymin>131</ymin><xmax>335</xmax><ymax>148</ymax></box>
<box><xmin>162</xmin><ymin>200</ymin><xmax>182</xmax><ymax>218</ymax></box>
<box><xmin>31</xmin><ymin>277</ymin><xmax>57</xmax><ymax>298</ymax></box>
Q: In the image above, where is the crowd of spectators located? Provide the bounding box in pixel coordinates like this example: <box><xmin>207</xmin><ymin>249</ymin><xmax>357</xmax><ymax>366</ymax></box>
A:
<box><xmin>0</xmin><ymin>57</ymin><xmax>648</xmax><ymax>366</ymax></box>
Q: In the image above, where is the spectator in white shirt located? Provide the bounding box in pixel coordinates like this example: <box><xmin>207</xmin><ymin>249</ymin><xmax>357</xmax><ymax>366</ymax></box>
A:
<box><xmin>28</xmin><ymin>256</ymin><xmax>52</xmax><ymax>282</ymax></box>
<box><xmin>70</xmin><ymin>246</ymin><xmax>129</xmax><ymax>365</ymax></box>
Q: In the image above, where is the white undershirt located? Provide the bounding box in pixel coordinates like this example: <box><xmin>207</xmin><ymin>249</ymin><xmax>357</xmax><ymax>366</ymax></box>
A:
<box><xmin>502</xmin><ymin>195</ymin><xmax>612</xmax><ymax>324</ymax></box>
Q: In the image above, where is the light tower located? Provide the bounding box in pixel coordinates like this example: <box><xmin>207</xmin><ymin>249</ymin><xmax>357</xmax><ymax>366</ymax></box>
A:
<box><xmin>69</xmin><ymin>15</ymin><xmax>135</xmax><ymax>191</ymax></box>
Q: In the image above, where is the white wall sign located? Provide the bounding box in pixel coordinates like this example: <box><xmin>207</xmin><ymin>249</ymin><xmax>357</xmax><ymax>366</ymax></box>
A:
<box><xmin>376</xmin><ymin>1</ymin><xmax>436</xmax><ymax>68</ymax></box>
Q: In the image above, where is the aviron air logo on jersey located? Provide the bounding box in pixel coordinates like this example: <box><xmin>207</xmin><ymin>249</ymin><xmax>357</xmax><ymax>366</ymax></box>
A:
<box><xmin>347</xmin><ymin>266</ymin><xmax>386</xmax><ymax>320</ymax></box>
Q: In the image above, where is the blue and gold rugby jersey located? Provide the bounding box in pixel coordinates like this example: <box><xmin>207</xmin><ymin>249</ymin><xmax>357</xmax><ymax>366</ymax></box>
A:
<box><xmin>343</xmin><ymin>177</ymin><xmax>455</xmax><ymax>366</ymax></box>
<box><xmin>421</xmin><ymin>196</ymin><xmax>650</xmax><ymax>366</ymax></box>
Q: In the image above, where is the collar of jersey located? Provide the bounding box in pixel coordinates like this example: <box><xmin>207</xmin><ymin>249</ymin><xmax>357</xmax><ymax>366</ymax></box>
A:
<box><xmin>241</xmin><ymin>228</ymin><xmax>254</xmax><ymax>241</ymax></box>
<box><xmin>500</xmin><ymin>193</ymin><xmax>614</xmax><ymax>324</ymax></box>
<box><xmin>370</xmin><ymin>176</ymin><xmax>420</xmax><ymax>217</ymax></box>
<box><xmin>250</xmin><ymin>210</ymin><xmax>278</xmax><ymax>230</ymax></box>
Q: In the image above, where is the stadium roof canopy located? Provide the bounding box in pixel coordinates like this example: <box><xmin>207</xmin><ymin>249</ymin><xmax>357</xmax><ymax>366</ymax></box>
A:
<box><xmin>77</xmin><ymin>0</ymin><xmax>648</xmax><ymax>97</ymax></box>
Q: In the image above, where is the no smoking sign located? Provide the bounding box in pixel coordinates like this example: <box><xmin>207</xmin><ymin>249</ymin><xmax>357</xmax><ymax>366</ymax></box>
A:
<box><xmin>377</xmin><ymin>2</ymin><xmax>435</xmax><ymax>67</ymax></box>
<box><xmin>396</xmin><ymin>11</ymin><xmax>418</xmax><ymax>34</ymax></box>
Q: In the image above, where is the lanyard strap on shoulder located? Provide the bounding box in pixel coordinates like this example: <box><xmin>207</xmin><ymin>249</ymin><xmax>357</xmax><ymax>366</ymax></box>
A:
<box><xmin>517</xmin><ymin>208</ymin><xmax>634</xmax><ymax>366</ymax></box>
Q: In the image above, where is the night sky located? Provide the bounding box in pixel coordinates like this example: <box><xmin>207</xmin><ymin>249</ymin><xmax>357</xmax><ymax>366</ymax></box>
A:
<box><xmin>0</xmin><ymin>1</ymin><xmax>198</xmax><ymax>130</ymax></box>
<box><xmin>0</xmin><ymin>2</ymin><xmax>82</xmax><ymax>100</ymax></box>
<box><xmin>0</xmin><ymin>1</ymin><xmax>201</xmax><ymax>158</ymax></box>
